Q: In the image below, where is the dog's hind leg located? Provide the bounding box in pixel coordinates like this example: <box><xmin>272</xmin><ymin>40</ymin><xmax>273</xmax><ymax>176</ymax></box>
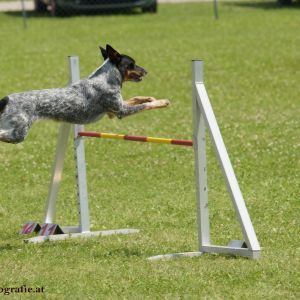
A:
<box><xmin>0</xmin><ymin>129</ymin><xmax>16</xmax><ymax>143</ymax></box>
<box><xmin>0</xmin><ymin>126</ymin><xmax>30</xmax><ymax>144</ymax></box>
<box><xmin>0</xmin><ymin>114</ymin><xmax>32</xmax><ymax>144</ymax></box>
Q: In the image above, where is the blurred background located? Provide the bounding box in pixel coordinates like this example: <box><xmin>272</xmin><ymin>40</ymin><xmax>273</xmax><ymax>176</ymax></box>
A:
<box><xmin>0</xmin><ymin>0</ymin><xmax>299</xmax><ymax>298</ymax></box>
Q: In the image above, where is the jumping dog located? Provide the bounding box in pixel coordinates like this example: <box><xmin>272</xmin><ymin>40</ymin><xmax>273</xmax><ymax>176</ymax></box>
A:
<box><xmin>0</xmin><ymin>44</ymin><xmax>170</xmax><ymax>144</ymax></box>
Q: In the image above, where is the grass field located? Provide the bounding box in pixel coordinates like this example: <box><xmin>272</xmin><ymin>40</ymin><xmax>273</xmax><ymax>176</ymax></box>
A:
<box><xmin>0</xmin><ymin>1</ymin><xmax>299</xmax><ymax>299</ymax></box>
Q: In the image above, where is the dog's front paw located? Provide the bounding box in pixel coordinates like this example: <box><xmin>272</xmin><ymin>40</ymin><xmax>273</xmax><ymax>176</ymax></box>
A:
<box><xmin>156</xmin><ymin>99</ymin><xmax>170</xmax><ymax>107</ymax></box>
<box><xmin>145</xmin><ymin>99</ymin><xmax>170</xmax><ymax>110</ymax></box>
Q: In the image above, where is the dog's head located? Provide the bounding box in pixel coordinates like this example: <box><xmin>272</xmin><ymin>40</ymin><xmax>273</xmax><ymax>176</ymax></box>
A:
<box><xmin>100</xmin><ymin>44</ymin><xmax>147</xmax><ymax>82</ymax></box>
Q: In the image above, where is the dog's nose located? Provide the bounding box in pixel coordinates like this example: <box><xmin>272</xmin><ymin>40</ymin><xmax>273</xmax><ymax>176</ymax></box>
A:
<box><xmin>143</xmin><ymin>69</ymin><xmax>148</xmax><ymax>76</ymax></box>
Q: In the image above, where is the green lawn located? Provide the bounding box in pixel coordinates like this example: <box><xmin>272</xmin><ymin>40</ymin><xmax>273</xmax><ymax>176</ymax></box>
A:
<box><xmin>0</xmin><ymin>2</ymin><xmax>299</xmax><ymax>299</ymax></box>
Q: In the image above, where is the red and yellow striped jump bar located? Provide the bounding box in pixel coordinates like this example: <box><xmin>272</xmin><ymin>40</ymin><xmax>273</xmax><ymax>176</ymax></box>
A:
<box><xmin>78</xmin><ymin>132</ymin><xmax>193</xmax><ymax>147</ymax></box>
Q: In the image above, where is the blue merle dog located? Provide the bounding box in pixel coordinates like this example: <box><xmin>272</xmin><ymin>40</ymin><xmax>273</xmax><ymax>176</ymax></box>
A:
<box><xmin>0</xmin><ymin>44</ymin><xmax>170</xmax><ymax>144</ymax></box>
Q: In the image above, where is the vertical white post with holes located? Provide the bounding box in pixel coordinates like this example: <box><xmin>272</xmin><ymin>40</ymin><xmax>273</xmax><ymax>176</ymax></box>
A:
<box><xmin>69</xmin><ymin>56</ymin><xmax>90</xmax><ymax>233</ymax></box>
<box><xmin>148</xmin><ymin>60</ymin><xmax>260</xmax><ymax>260</ymax></box>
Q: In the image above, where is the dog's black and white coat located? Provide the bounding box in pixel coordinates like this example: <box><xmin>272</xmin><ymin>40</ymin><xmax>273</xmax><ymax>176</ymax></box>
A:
<box><xmin>0</xmin><ymin>44</ymin><xmax>170</xmax><ymax>144</ymax></box>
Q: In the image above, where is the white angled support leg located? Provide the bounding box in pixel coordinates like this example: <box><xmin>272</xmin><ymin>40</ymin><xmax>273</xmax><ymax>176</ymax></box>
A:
<box><xmin>44</xmin><ymin>123</ymin><xmax>71</xmax><ymax>224</ymax></box>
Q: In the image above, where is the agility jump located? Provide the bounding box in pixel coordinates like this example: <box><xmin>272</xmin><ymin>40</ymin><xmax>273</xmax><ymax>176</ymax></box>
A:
<box><xmin>22</xmin><ymin>56</ymin><xmax>261</xmax><ymax>260</ymax></box>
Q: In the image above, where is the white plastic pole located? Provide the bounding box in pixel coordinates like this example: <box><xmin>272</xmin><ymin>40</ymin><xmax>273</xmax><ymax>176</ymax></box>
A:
<box><xmin>69</xmin><ymin>56</ymin><xmax>90</xmax><ymax>233</ymax></box>
<box><xmin>192</xmin><ymin>60</ymin><xmax>210</xmax><ymax>249</ymax></box>
<box><xmin>44</xmin><ymin>123</ymin><xmax>71</xmax><ymax>223</ymax></box>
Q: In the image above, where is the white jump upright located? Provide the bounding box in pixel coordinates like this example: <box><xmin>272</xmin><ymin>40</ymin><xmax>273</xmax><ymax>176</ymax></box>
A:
<box><xmin>25</xmin><ymin>56</ymin><xmax>139</xmax><ymax>243</ymax></box>
<box><xmin>148</xmin><ymin>60</ymin><xmax>260</xmax><ymax>260</ymax></box>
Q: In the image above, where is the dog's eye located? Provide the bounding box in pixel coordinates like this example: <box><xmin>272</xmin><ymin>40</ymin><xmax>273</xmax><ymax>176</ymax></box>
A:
<box><xmin>129</xmin><ymin>63</ymin><xmax>134</xmax><ymax>69</ymax></box>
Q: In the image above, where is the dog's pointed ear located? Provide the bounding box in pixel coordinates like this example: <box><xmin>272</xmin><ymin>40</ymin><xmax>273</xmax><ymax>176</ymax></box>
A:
<box><xmin>106</xmin><ymin>44</ymin><xmax>121</xmax><ymax>65</ymax></box>
<box><xmin>99</xmin><ymin>46</ymin><xmax>108</xmax><ymax>60</ymax></box>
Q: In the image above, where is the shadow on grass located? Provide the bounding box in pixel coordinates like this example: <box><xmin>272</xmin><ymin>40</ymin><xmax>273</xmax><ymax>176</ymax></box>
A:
<box><xmin>102</xmin><ymin>247</ymin><xmax>143</xmax><ymax>258</ymax></box>
<box><xmin>0</xmin><ymin>241</ymin><xmax>25</xmax><ymax>251</ymax></box>
<box><xmin>0</xmin><ymin>244</ymin><xmax>14</xmax><ymax>251</ymax></box>
<box><xmin>225</xmin><ymin>0</ymin><xmax>300</xmax><ymax>10</ymax></box>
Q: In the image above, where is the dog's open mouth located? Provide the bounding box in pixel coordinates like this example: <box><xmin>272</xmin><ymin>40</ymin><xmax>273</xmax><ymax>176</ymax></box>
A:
<box><xmin>131</xmin><ymin>73</ymin><xmax>144</xmax><ymax>82</ymax></box>
<box><xmin>127</xmin><ymin>67</ymin><xmax>147</xmax><ymax>82</ymax></box>
<box><xmin>135</xmin><ymin>75</ymin><xmax>143</xmax><ymax>82</ymax></box>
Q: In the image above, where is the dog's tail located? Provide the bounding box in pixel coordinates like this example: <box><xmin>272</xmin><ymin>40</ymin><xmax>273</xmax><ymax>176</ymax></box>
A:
<box><xmin>0</xmin><ymin>96</ymin><xmax>8</xmax><ymax>113</ymax></box>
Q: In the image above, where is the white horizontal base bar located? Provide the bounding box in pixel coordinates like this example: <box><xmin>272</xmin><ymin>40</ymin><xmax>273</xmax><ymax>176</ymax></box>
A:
<box><xmin>148</xmin><ymin>251</ymin><xmax>203</xmax><ymax>261</ymax></box>
<box><xmin>24</xmin><ymin>228</ymin><xmax>140</xmax><ymax>244</ymax></box>
<box><xmin>201</xmin><ymin>245</ymin><xmax>260</xmax><ymax>259</ymax></box>
<box><xmin>61</xmin><ymin>226</ymin><xmax>81</xmax><ymax>234</ymax></box>
<box><xmin>148</xmin><ymin>245</ymin><xmax>260</xmax><ymax>261</ymax></box>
